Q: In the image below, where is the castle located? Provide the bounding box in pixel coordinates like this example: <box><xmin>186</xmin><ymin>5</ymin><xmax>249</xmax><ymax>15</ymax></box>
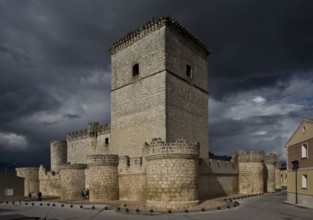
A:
<box><xmin>16</xmin><ymin>16</ymin><xmax>283</xmax><ymax>210</ymax></box>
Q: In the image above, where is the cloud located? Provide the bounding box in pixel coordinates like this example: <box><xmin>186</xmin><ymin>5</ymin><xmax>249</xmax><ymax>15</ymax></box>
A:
<box><xmin>1</xmin><ymin>0</ymin><xmax>313</xmax><ymax>167</ymax></box>
<box><xmin>0</xmin><ymin>132</ymin><xmax>27</xmax><ymax>150</ymax></box>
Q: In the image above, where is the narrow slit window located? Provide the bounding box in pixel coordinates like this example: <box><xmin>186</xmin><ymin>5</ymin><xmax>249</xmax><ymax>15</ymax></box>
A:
<box><xmin>186</xmin><ymin>65</ymin><xmax>192</xmax><ymax>78</ymax></box>
<box><xmin>132</xmin><ymin>63</ymin><xmax>139</xmax><ymax>76</ymax></box>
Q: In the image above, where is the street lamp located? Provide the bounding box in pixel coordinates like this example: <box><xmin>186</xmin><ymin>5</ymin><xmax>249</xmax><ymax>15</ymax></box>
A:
<box><xmin>291</xmin><ymin>160</ymin><xmax>299</xmax><ymax>204</ymax></box>
<box><xmin>5</xmin><ymin>162</ymin><xmax>16</xmax><ymax>174</ymax></box>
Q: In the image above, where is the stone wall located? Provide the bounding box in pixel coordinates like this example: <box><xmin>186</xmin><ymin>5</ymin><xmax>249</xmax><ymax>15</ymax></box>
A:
<box><xmin>236</xmin><ymin>150</ymin><xmax>265</xmax><ymax>194</ymax></box>
<box><xmin>118</xmin><ymin>156</ymin><xmax>147</xmax><ymax>201</ymax></box>
<box><xmin>16</xmin><ymin>167</ymin><xmax>39</xmax><ymax>196</ymax></box>
<box><xmin>265</xmin><ymin>154</ymin><xmax>277</xmax><ymax>192</ymax></box>
<box><xmin>59</xmin><ymin>164</ymin><xmax>86</xmax><ymax>200</ymax></box>
<box><xmin>144</xmin><ymin>138</ymin><xmax>199</xmax><ymax>210</ymax></box>
<box><xmin>50</xmin><ymin>140</ymin><xmax>67</xmax><ymax>173</ymax></box>
<box><xmin>110</xmin><ymin>25</ymin><xmax>167</xmax><ymax>157</ymax></box>
<box><xmin>38</xmin><ymin>165</ymin><xmax>61</xmax><ymax>197</ymax></box>
<box><xmin>165</xmin><ymin>27</ymin><xmax>209</xmax><ymax>159</ymax></box>
<box><xmin>66</xmin><ymin>123</ymin><xmax>110</xmax><ymax>164</ymax></box>
<box><xmin>275</xmin><ymin>167</ymin><xmax>281</xmax><ymax>190</ymax></box>
<box><xmin>198</xmin><ymin>159</ymin><xmax>238</xmax><ymax>200</ymax></box>
<box><xmin>86</xmin><ymin>154</ymin><xmax>119</xmax><ymax>201</ymax></box>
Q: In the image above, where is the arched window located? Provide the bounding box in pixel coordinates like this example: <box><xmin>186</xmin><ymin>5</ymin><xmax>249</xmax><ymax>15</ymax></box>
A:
<box><xmin>105</xmin><ymin>138</ymin><xmax>109</xmax><ymax>145</ymax></box>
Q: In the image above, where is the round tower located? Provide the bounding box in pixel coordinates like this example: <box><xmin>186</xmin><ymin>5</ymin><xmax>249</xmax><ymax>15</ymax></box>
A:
<box><xmin>59</xmin><ymin>164</ymin><xmax>87</xmax><ymax>200</ymax></box>
<box><xmin>50</xmin><ymin>140</ymin><xmax>67</xmax><ymax>173</ymax></box>
<box><xmin>86</xmin><ymin>154</ymin><xmax>119</xmax><ymax>201</ymax></box>
<box><xmin>143</xmin><ymin>138</ymin><xmax>199</xmax><ymax>210</ymax></box>
<box><xmin>16</xmin><ymin>167</ymin><xmax>39</xmax><ymax>196</ymax></box>
<box><xmin>265</xmin><ymin>154</ymin><xmax>277</xmax><ymax>192</ymax></box>
<box><xmin>237</xmin><ymin>150</ymin><xmax>265</xmax><ymax>194</ymax></box>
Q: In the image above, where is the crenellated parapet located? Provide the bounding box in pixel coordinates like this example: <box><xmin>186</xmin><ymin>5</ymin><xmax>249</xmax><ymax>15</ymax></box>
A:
<box><xmin>143</xmin><ymin>138</ymin><xmax>199</xmax><ymax>160</ymax></box>
<box><xmin>109</xmin><ymin>16</ymin><xmax>209</xmax><ymax>56</ymax></box>
<box><xmin>265</xmin><ymin>154</ymin><xmax>277</xmax><ymax>165</ymax></box>
<box><xmin>59</xmin><ymin>163</ymin><xmax>87</xmax><ymax>170</ymax></box>
<box><xmin>87</xmin><ymin>154</ymin><xmax>119</xmax><ymax>166</ymax></box>
<box><xmin>39</xmin><ymin>164</ymin><xmax>60</xmax><ymax>180</ymax></box>
<box><xmin>235</xmin><ymin>150</ymin><xmax>265</xmax><ymax>163</ymax></box>
<box><xmin>66</xmin><ymin>122</ymin><xmax>110</xmax><ymax>141</ymax></box>
<box><xmin>198</xmin><ymin>159</ymin><xmax>238</xmax><ymax>175</ymax></box>
<box><xmin>118</xmin><ymin>156</ymin><xmax>145</xmax><ymax>175</ymax></box>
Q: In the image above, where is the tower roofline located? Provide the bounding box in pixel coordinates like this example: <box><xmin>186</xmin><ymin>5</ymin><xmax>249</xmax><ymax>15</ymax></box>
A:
<box><xmin>108</xmin><ymin>16</ymin><xmax>210</xmax><ymax>56</ymax></box>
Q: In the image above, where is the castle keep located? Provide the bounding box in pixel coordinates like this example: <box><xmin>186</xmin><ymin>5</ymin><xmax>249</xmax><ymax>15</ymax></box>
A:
<box><xmin>16</xmin><ymin>16</ymin><xmax>283</xmax><ymax>210</ymax></box>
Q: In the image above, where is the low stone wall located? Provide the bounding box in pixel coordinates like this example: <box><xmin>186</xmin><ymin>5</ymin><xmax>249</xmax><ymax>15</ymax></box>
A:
<box><xmin>198</xmin><ymin>159</ymin><xmax>238</xmax><ymax>200</ymax></box>
<box><xmin>118</xmin><ymin>156</ymin><xmax>147</xmax><ymax>201</ymax></box>
<box><xmin>38</xmin><ymin>165</ymin><xmax>61</xmax><ymax>197</ymax></box>
<box><xmin>16</xmin><ymin>167</ymin><xmax>39</xmax><ymax>196</ymax></box>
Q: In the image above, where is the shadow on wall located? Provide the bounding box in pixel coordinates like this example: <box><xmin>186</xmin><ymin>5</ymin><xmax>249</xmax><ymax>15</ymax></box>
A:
<box><xmin>263</xmin><ymin>164</ymin><xmax>268</xmax><ymax>193</ymax></box>
<box><xmin>197</xmin><ymin>159</ymin><xmax>239</xmax><ymax>201</ymax></box>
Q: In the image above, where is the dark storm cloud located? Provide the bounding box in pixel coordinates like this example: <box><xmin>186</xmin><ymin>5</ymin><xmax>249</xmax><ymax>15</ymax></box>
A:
<box><xmin>0</xmin><ymin>0</ymin><xmax>313</xmax><ymax>167</ymax></box>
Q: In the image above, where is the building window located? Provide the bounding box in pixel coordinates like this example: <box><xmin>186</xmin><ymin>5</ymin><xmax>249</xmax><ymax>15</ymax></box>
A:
<box><xmin>4</xmin><ymin>188</ymin><xmax>14</xmax><ymax>196</ymax></box>
<box><xmin>105</xmin><ymin>138</ymin><xmax>109</xmax><ymax>145</ymax></box>
<box><xmin>132</xmin><ymin>63</ymin><xmax>139</xmax><ymax>76</ymax></box>
<box><xmin>301</xmin><ymin>143</ymin><xmax>308</xmax><ymax>158</ymax></box>
<box><xmin>302</xmin><ymin>174</ymin><xmax>308</xmax><ymax>188</ymax></box>
<box><xmin>186</xmin><ymin>65</ymin><xmax>192</xmax><ymax>78</ymax></box>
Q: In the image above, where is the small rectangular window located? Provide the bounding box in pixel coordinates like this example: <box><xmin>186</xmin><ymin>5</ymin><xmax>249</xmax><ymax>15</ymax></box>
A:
<box><xmin>302</xmin><ymin>143</ymin><xmax>308</xmax><ymax>158</ymax></box>
<box><xmin>4</xmin><ymin>188</ymin><xmax>14</xmax><ymax>196</ymax></box>
<box><xmin>302</xmin><ymin>174</ymin><xmax>308</xmax><ymax>188</ymax></box>
<box><xmin>132</xmin><ymin>63</ymin><xmax>139</xmax><ymax>76</ymax></box>
<box><xmin>186</xmin><ymin>65</ymin><xmax>192</xmax><ymax>78</ymax></box>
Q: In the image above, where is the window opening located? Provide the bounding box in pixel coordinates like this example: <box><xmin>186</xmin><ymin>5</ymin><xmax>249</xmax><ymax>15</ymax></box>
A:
<box><xmin>132</xmin><ymin>63</ymin><xmax>139</xmax><ymax>76</ymax></box>
<box><xmin>302</xmin><ymin>174</ymin><xmax>308</xmax><ymax>188</ymax></box>
<box><xmin>302</xmin><ymin>143</ymin><xmax>308</xmax><ymax>158</ymax></box>
<box><xmin>186</xmin><ymin>65</ymin><xmax>192</xmax><ymax>78</ymax></box>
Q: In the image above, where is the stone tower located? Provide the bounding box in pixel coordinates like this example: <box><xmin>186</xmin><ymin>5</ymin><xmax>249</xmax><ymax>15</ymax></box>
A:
<box><xmin>236</xmin><ymin>150</ymin><xmax>265</xmax><ymax>194</ymax></box>
<box><xmin>109</xmin><ymin>16</ymin><xmax>210</xmax><ymax>159</ymax></box>
<box><xmin>143</xmin><ymin>138</ymin><xmax>199</xmax><ymax>210</ymax></box>
<box><xmin>50</xmin><ymin>140</ymin><xmax>67</xmax><ymax>173</ymax></box>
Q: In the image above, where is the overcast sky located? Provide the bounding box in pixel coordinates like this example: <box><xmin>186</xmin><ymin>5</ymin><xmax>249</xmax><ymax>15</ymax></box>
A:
<box><xmin>1</xmin><ymin>0</ymin><xmax>313</xmax><ymax>170</ymax></box>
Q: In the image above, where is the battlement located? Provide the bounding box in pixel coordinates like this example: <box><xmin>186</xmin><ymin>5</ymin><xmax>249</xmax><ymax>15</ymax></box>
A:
<box><xmin>198</xmin><ymin>159</ymin><xmax>238</xmax><ymax>175</ymax></box>
<box><xmin>50</xmin><ymin>140</ymin><xmax>67</xmax><ymax>145</ymax></box>
<box><xmin>87</xmin><ymin>154</ymin><xmax>119</xmax><ymax>166</ymax></box>
<box><xmin>16</xmin><ymin>167</ymin><xmax>39</xmax><ymax>172</ymax></box>
<box><xmin>59</xmin><ymin>164</ymin><xmax>87</xmax><ymax>170</ymax></box>
<box><xmin>235</xmin><ymin>150</ymin><xmax>265</xmax><ymax>163</ymax></box>
<box><xmin>66</xmin><ymin>122</ymin><xmax>110</xmax><ymax>141</ymax></box>
<box><xmin>39</xmin><ymin>165</ymin><xmax>60</xmax><ymax>180</ymax></box>
<box><xmin>143</xmin><ymin>138</ymin><xmax>199</xmax><ymax>160</ymax></box>
<box><xmin>265</xmin><ymin>154</ymin><xmax>277</xmax><ymax>165</ymax></box>
<box><xmin>119</xmin><ymin>156</ymin><xmax>143</xmax><ymax>167</ymax></box>
<box><xmin>109</xmin><ymin>16</ymin><xmax>209</xmax><ymax>56</ymax></box>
